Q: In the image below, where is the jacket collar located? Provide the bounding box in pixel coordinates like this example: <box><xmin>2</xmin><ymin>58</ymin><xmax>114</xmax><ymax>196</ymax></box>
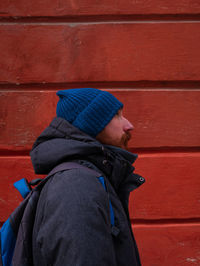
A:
<box><xmin>85</xmin><ymin>144</ymin><xmax>145</xmax><ymax>194</ymax></box>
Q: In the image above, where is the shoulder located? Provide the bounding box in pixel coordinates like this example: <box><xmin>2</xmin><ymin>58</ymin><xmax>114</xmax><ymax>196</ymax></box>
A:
<box><xmin>40</xmin><ymin>167</ymin><xmax>107</xmax><ymax>207</ymax></box>
<box><xmin>55</xmin><ymin>167</ymin><xmax>102</xmax><ymax>191</ymax></box>
<box><xmin>35</xmin><ymin>167</ymin><xmax>110</xmax><ymax>227</ymax></box>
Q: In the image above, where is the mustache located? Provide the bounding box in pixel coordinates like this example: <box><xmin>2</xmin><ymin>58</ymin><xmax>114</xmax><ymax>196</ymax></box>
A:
<box><xmin>125</xmin><ymin>131</ymin><xmax>132</xmax><ymax>141</ymax></box>
<box><xmin>122</xmin><ymin>131</ymin><xmax>132</xmax><ymax>149</ymax></box>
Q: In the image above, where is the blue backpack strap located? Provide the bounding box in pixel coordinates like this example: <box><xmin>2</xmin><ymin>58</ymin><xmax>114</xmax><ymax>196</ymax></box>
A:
<box><xmin>13</xmin><ymin>178</ymin><xmax>31</xmax><ymax>199</ymax></box>
<box><xmin>0</xmin><ymin>218</ymin><xmax>16</xmax><ymax>266</ymax></box>
<box><xmin>98</xmin><ymin>176</ymin><xmax>115</xmax><ymax>227</ymax></box>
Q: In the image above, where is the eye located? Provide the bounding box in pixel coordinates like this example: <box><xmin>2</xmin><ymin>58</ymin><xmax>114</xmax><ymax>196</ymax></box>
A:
<box><xmin>117</xmin><ymin>109</ymin><xmax>122</xmax><ymax>116</ymax></box>
<box><xmin>115</xmin><ymin>111</ymin><xmax>120</xmax><ymax>117</ymax></box>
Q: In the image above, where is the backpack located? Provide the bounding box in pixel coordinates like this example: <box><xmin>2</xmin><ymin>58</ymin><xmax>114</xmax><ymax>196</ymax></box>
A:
<box><xmin>0</xmin><ymin>162</ymin><xmax>115</xmax><ymax>266</ymax></box>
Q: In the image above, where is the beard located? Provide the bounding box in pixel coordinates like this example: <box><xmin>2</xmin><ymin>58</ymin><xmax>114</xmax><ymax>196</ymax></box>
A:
<box><xmin>96</xmin><ymin>129</ymin><xmax>132</xmax><ymax>150</ymax></box>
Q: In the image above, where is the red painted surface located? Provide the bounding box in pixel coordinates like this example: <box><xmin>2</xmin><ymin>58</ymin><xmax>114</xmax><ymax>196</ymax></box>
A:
<box><xmin>1</xmin><ymin>90</ymin><xmax>200</xmax><ymax>150</ymax></box>
<box><xmin>0</xmin><ymin>2</ymin><xmax>200</xmax><ymax>265</ymax></box>
<box><xmin>133</xmin><ymin>224</ymin><xmax>200</xmax><ymax>266</ymax></box>
<box><xmin>130</xmin><ymin>152</ymin><xmax>200</xmax><ymax>219</ymax></box>
<box><xmin>1</xmin><ymin>23</ymin><xmax>200</xmax><ymax>83</ymax></box>
<box><xmin>0</xmin><ymin>0</ymin><xmax>200</xmax><ymax>17</ymax></box>
<box><xmin>0</xmin><ymin>157</ymin><xmax>39</xmax><ymax>222</ymax></box>
<box><xmin>0</xmin><ymin>154</ymin><xmax>200</xmax><ymax>222</ymax></box>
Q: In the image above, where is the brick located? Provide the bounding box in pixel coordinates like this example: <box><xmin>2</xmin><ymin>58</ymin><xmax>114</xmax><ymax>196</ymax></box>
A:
<box><xmin>133</xmin><ymin>224</ymin><xmax>200</xmax><ymax>266</ymax></box>
<box><xmin>0</xmin><ymin>90</ymin><xmax>200</xmax><ymax>150</ymax></box>
<box><xmin>0</xmin><ymin>153</ymin><xmax>200</xmax><ymax>222</ymax></box>
<box><xmin>0</xmin><ymin>23</ymin><xmax>200</xmax><ymax>83</ymax></box>
<box><xmin>0</xmin><ymin>0</ymin><xmax>200</xmax><ymax>17</ymax></box>
<box><xmin>0</xmin><ymin>156</ymin><xmax>39</xmax><ymax>222</ymax></box>
<box><xmin>130</xmin><ymin>152</ymin><xmax>200</xmax><ymax>219</ymax></box>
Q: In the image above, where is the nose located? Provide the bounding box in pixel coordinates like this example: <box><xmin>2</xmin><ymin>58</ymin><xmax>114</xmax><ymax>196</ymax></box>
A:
<box><xmin>123</xmin><ymin>117</ymin><xmax>134</xmax><ymax>131</ymax></box>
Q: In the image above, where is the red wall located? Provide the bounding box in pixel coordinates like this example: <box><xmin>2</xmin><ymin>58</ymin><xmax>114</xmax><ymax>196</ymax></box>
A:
<box><xmin>0</xmin><ymin>1</ymin><xmax>200</xmax><ymax>265</ymax></box>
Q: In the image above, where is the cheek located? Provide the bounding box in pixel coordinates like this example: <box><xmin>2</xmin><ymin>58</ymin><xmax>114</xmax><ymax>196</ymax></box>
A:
<box><xmin>96</xmin><ymin>118</ymin><xmax>125</xmax><ymax>146</ymax></box>
<box><xmin>107</xmin><ymin>124</ymin><xmax>122</xmax><ymax>136</ymax></box>
<box><xmin>107</xmin><ymin>126</ymin><xmax>124</xmax><ymax>143</ymax></box>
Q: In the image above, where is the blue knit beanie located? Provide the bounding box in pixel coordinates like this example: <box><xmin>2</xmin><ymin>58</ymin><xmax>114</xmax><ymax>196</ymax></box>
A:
<box><xmin>56</xmin><ymin>88</ymin><xmax>123</xmax><ymax>137</ymax></box>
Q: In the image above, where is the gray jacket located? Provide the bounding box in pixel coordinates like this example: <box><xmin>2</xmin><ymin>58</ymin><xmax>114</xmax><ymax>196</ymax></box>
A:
<box><xmin>30</xmin><ymin>117</ymin><xmax>145</xmax><ymax>266</ymax></box>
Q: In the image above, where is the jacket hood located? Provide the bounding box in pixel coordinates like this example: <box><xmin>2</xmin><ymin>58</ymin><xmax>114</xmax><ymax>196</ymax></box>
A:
<box><xmin>30</xmin><ymin>117</ymin><xmax>145</xmax><ymax>192</ymax></box>
<box><xmin>30</xmin><ymin>117</ymin><xmax>104</xmax><ymax>174</ymax></box>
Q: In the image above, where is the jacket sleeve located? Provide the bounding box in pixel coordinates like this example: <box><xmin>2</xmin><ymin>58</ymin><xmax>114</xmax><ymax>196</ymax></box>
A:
<box><xmin>33</xmin><ymin>168</ymin><xmax>117</xmax><ymax>266</ymax></box>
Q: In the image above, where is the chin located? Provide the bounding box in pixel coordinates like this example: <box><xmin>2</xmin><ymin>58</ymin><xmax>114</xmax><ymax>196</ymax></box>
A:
<box><xmin>117</xmin><ymin>142</ymin><xmax>129</xmax><ymax>150</ymax></box>
<box><xmin>122</xmin><ymin>145</ymin><xmax>129</xmax><ymax>151</ymax></box>
<box><xmin>121</xmin><ymin>139</ymin><xmax>129</xmax><ymax>150</ymax></box>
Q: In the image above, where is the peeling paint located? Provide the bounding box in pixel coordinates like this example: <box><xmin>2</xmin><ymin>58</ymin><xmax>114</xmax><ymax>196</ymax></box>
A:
<box><xmin>0</xmin><ymin>198</ymin><xmax>6</xmax><ymax>203</ymax></box>
<box><xmin>178</xmin><ymin>242</ymin><xmax>185</xmax><ymax>246</ymax></box>
<box><xmin>186</xmin><ymin>258</ymin><xmax>198</xmax><ymax>263</ymax></box>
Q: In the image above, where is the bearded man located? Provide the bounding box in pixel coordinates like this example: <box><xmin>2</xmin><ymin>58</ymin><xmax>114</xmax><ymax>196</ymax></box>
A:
<box><xmin>31</xmin><ymin>88</ymin><xmax>145</xmax><ymax>266</ymax></box>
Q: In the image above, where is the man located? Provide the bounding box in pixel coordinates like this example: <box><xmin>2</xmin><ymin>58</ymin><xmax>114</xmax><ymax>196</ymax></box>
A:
<box><xmin>30</xmin><ymin>88</ymin><xmax>145</xmax><ymax>266</ymax></box>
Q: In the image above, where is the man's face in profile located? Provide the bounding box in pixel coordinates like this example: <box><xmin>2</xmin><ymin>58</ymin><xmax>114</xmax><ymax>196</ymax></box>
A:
<box><xmin>96</xmin><ymin>109</ymin><xmax>134</xmax><ymax>150</ymax></box>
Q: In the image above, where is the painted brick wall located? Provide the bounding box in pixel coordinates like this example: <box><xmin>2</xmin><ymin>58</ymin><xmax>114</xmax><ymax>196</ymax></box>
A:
<box><xmin>0</xmin><ymin>1</ymin><xmax>200</xmax><ymax>265</ymax></box>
